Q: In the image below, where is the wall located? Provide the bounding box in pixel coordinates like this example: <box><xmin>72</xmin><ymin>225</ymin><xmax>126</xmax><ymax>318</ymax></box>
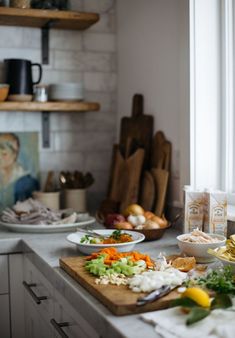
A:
<box><xmin>0</xmin><ymin>0</ymin><xmax>117</xmax><ymax>211</ymax></box>
<box><xmin>116</xmin><ymin>0</ymin><xmax>190</xmax><ymax>206</ymax></box>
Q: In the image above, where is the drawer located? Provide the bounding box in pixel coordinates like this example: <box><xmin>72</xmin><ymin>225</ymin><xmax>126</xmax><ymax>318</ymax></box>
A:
<box><xmin>23</xmin><ymin>257</ymin><xmax>54</xmax><ymax>324</ymax></box>
<box><xmin>0</xmin><ymin>255</ymin><xmax>9</xmax><ymax>294</ymax></box>
<box><xmin>0</xmin><ymin>294</ymin><xmax>10</xmax><ymax>338</ymax></box>
<box><xmin>53</xmin><ymin>290</ymin><xmax>99</xmax><ymax>338</ymax></box>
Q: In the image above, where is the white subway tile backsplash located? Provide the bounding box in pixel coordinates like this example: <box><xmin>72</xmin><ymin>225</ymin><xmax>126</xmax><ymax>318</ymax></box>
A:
<box><xmin>88</xmin><ymin>170</ymin><xmax>109</xmax><ymax>193</ymax></box>
<box><xmin>83</xmin><ymin>33</ymin><xmax>116</xmax><ymax>52</ymax></box>
<box><xmin>51</xmin><ymin>30</ymin><xmax>82</xmax><ymax>51</ymax></box>
<box><xmin>84</xmin><ymin>72</ymin><xmax>117</xmax><ymax>91</ymax></box>
<box><xmin>0</xmin><ymin>27</ymin><xmax>24</xmax><ymax>48</ymax></box>
<box><xmin>54</xmin><ymin>50</ymin><xmax>83</xmax><ymax>71</ymax></box>
<box><xmin>88</xmin><ymin>13</ymin><xmax>116</xmax><ymax>33</ymax></box>
<box><xmin>50</xmin><ymin>112</ymin><xmax>85</xmax><ymax>132</ymax></box>
<box><xmin>84</xmin><ymin>91</ymin><xmax>116</xmax><ymax>112</ymax></box>
<box><xmin>83</xmin><ymin>0</ymin><xmax>115</xmax><ymax>14</ymax></box>
<box><xmin>39</xmin><ymin>151</ymin><xmax>85</xmax><ymax>171</ymax></box>
<box><xmin>22</xmin><ymin>28</ymin><xmax>41</xmax><ymax>49</ymax></box>
<box><xmin>22</xmin><ymin>112</ymin><xmax>42</xmax><ymax>132</ymax></box>
<box><xmin>0</xmin><ymin>112</ymin><xmax>24</xmax><ymax>131</ymax></box>
<box><xmin>84</xmin><ymin>110</ymin><xmax>116</xmax><ymax>132</ymax></box>
<box><xmin>41</xmin><ymin>69</ymin><xmax>83</xmax><ymax>84</ymax></box>
<box><xmin>84</xmin><ymin>151</ymin><xmax>112</xmax><ymax>171</ymax></box>
<box><xmin>82</xmin><ymin>52</ymin><xmax>114</xmax><ymax>72</ymax></box>
<box><xmin>54</xmin><ymin>131</ymin><xmax>115</xmax><ymax>152</ymax></box>
<box><xmin>0</xmin><ymin>48</ymin><xmax>41</xmax><ymax>63</ymax></box>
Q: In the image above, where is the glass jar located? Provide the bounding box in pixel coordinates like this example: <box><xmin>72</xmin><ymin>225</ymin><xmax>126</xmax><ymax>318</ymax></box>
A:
<box><xmin>10</xmin><ymin>0</ymin><xmax>30</xmax><ymax>8</ymax></box>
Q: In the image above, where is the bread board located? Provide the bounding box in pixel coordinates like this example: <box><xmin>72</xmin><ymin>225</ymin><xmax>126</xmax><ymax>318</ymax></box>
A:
<box><xmin>59</xmin><ymin>256</ymin><xmax>180</xmax><ymax>316</ymax></box>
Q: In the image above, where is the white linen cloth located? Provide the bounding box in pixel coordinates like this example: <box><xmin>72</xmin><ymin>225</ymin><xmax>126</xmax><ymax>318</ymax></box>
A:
<box><xmin>141</xmin><ymin>306</ymin><xmax>235</xmax><ymax>338</ymax></box>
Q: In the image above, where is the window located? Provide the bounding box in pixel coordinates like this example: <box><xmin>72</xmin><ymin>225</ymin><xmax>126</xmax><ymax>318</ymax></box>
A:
<box><xmin>190</xmin><ymin>0</ymin><xmax>235</xmax><ymax>205</ymax></box>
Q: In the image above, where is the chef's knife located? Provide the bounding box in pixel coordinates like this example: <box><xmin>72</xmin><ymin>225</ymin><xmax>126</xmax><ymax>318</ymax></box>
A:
<box><xmin>136</xmin><ymin>285</ymin><xmax>172</xmax><ymax>306</ymax></box>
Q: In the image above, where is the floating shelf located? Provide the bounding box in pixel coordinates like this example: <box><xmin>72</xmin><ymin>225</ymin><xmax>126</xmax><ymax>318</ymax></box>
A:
<box><xmin>0</xmin><ymin>7</ymin><xmax>99</xmax><ymax>30</ymax></box>
<box><xmin>0</xmin><ymin>7</ymin><xmax>100</xmax><ymax>63</ymax></box>
<box><xmin>0</xmin><ymin>101</ymin><xmax>100</xmax><ymax>112</ymax></box>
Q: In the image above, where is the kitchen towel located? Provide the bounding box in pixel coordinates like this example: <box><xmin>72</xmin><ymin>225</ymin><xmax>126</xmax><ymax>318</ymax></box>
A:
<box><xmin>141</xmin><ymin>306</ymin><xmax>235</xmax><ymax>338</ymax></box>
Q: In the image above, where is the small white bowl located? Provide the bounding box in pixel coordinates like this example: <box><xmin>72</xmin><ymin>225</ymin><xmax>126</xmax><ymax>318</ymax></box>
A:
<box><xmin>177</xmin><ymin>233</ymin><xmax>226</xmax><ymax>263</ymax></box>
<box><xmin>67</xmin><ymin>229</ymin><xmax>145</xmax><ymax>255</ymax></box>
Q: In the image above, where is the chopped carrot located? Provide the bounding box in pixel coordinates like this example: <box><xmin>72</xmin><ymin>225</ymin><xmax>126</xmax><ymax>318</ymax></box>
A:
<box><xmin>86</xmin><ymin>247</ymin><xmax>154</xmax><ymax>268</ymax></box>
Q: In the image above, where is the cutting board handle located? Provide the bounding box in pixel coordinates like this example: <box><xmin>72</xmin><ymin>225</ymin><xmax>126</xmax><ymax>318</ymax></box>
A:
<box><xmin>132</xmin><ymin>94</ymin><xmax>144</xmax><ymax>117</ymax></box>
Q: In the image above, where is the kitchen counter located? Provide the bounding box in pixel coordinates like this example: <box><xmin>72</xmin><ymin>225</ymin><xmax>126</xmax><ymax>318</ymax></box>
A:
<box><xmin>0</xmin><ymin>225</ymin><xmax>181</xmax><ymax>338</ymax></box>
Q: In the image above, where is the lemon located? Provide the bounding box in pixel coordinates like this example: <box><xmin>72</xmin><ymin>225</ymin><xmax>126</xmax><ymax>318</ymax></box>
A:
<box><xmin>182</xmin><ymin>287</ymin><xmax>210</xmax><ymax>308</ymax></box>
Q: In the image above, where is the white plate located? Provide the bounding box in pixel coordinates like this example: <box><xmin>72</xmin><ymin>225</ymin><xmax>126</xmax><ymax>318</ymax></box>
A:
<box><xmin>0</xmin><ymin>216</ymin><xmax>95</xmax><ymax>233</ymax></box>
<box><xmin>67</xmin><ymin>229</ymin><xmax>145</xmax><ymax>255</ymax></box>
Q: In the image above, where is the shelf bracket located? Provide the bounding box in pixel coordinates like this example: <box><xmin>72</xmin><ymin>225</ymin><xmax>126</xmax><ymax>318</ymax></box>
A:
<box><xmin>42</xmin><ymin>111</ymin><xmax>50</xmax><ymax>148</ymax></box>
<box><xmin>41</xmin><ymin>20</ymin><xmax>58</xmax><ymax>64</ymax></box>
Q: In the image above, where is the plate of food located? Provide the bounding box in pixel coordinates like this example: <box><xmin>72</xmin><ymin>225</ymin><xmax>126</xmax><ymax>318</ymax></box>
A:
<box><xmin>96</xmin><ymin>203</ymin><xmax>178</xmax><ymax>241</ymax></box>
<box><xmin>0</xmin><ymin>198</ymin><xmax>95</xmax><ymax>233</ymax></box>
<box><xmin>67</xmin><ymin>229</ymin><xmax>145</xmax><ymax>254</ymax></box>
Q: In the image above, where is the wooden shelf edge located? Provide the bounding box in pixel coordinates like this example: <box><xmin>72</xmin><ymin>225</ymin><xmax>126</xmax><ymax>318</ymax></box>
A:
<box><xmin>0</xmin><ymin>7</ymin><xmax>99</xmax><ymax>30</ymax></box>
<box><xmin>0</xmin><ymin>101</ymin><xmax>100</xmax><ymax>112</ymax></box>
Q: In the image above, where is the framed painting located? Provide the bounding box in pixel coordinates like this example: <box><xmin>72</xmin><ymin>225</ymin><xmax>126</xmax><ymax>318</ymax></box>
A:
<box><xmin>0</xmin><ymin>132</ymin><xmax>39</xmax><ymax>211</ymax></box>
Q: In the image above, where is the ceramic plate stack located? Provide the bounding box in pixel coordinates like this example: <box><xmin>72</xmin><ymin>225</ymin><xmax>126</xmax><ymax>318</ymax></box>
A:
<box><xmin>48</xmin><ymin>83</ymin><xmax>83</xmax><ymax>101</ymax></box>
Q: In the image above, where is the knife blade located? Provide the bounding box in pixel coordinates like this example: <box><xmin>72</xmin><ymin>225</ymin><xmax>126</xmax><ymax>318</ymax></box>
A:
<box><xmin>136</xmin><ymin>285</ymin><xmax>172</xmax><ymax>306</ymax></box>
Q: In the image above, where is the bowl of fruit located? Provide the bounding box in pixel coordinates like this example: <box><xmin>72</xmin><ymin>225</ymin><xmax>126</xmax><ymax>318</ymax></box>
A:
<box><xmin>97</xmin><ymin>204</ymin><xmax>173</xmax><ymax>241</ymax></box>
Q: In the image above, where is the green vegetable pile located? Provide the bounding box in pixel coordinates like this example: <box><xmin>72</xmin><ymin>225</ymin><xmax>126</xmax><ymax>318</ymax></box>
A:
<box><xmin>186</xmin><ymin>266</ymin><xmax>235</xmax><ymax>294</ymax></box>
<box><xmin>85</xmin><ymin>254</ymin><xmax>146</xmax><ymax>277</ymax></box>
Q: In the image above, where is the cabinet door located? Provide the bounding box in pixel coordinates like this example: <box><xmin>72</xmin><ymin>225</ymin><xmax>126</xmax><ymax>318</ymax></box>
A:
<box><xmin>0</xmin><ymin>255</ymin><xmax>8</xmax><ymax>294</ymax></box>
<box><xmin>23</xmin><ymin>257</ymin><xmax>54</xmax><ymax>324</ymax></box>
<box><xmin>0</xmin><ymin>294</ymin><xmax>11</xmax><ymax>338</ymax></box>
<box><xmin>25</xmin><ymin>296</ymin><xmax>53</xmax><ymax>338</ymax></box>
<box><xmin>53</xmin><ymin>290</ymin><xmax>99</xmax><ymax>338</ymax></box>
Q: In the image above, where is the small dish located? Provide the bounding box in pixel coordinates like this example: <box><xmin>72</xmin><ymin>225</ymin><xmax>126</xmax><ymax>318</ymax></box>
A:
<box><xmin>48</xmin><ymin>83</ymin><xmax>83</xmax><ymax>101</ymax></box>
<box><xmin>177</xmin><ymin>233</ymin><xmax>226</xmax><ymax>263</ymax></box>
<box><xmin>67</xmin><ymin>229</ymin><xmax>145</xmax><ymax>255</ymax></box>
<box><xmin>0</xmin><ymin>84</ymin><xmax>9</xmax><ymax>102</ymax></box>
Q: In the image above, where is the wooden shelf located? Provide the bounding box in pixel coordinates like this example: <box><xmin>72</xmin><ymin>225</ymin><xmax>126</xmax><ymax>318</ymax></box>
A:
<box><xmin>0</xmin><ymin>7</ymin><xmax>99</xmax><ymax>30</ymax></box>
<box><xmin>0</xmin><ymin>101</ymin><xmax>100</xmax><ymax>112</ymax></box>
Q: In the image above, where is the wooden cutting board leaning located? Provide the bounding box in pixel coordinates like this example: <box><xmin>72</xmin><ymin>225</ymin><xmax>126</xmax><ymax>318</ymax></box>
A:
<box><xmin>59</xmin><ymin>256</ymin><xmax>180</xmax><ymax>316</ymax></box>
<box><xmin>119</xmin><ymin>94</ymin><xmax>153</xmax><ymax>168</ymax></box>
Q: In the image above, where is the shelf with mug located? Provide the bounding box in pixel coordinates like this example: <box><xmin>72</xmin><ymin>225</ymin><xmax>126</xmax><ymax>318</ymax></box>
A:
<box><xmin>0</xmin><ymin>101</ymin><xmax>100</xmax><ymax>112</ymax></box>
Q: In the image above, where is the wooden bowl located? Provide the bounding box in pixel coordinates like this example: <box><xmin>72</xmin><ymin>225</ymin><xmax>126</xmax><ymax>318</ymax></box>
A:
<box><xmin>0</xmin><ymin>84</ymin><xmax>9</xmax><ymax>102</ymax></box>
<box><xmin>95</xmin><ymin>211</ymin><xmax>172</xmax><ymax>241</ymax></box>
<box><xmin>127</xmin><ymin>224</ymin><xmax>172</xmax><ymax>241</ymax></box>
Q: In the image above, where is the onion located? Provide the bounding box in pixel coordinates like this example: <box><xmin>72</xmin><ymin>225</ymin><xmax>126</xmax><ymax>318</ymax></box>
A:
<box><xmin>151</xmin><ymin>215</ymin><xmax>168</xmax><ymax>228</ymax></box>
<box><xmin>123</xmin><ymin>204</ymin><xmax>145</xmax><ymax>217</ymax></box>
<box><xmin>114</xmin><ymin>221</ymin><xmax>133</xmax><ymax>230</ymax></box>
<box><xmin>143</xmin><ymin>220</ymin><xmax>160</xmax><ymax>229</ymax></box>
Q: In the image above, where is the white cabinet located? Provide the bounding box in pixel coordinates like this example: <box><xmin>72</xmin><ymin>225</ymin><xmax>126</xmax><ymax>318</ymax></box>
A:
<box><xmin>0</xmin><ymin>255</ymin><xmax>10</xmax><ymax>338</ymax></box>
<box><xmin>0</xmin><ymin>255</ymin><xmax>8</xmax><ymax>294</ymax></box>
<box><xmin>23</xmin><ymin>256</ymin><xmax>99</xmax><ymax>338</ymax></box>
<box><xmin>0</xmin><ymin>294</ymin><xmax>10</xmax><ymax>338</ymax></box>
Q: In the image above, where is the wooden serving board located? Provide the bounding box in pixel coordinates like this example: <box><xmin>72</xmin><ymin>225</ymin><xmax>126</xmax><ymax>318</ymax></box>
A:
<box><xmin>59</xmin><ymin>256</ymin><xmax>180</xmax><ymax>316</ymax></box>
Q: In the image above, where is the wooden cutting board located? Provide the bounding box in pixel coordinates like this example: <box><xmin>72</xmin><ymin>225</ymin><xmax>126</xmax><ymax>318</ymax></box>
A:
<box><xmin>120</xmin><ymin>94</ymin><xmax>153</xmax><ymax>169</ymax></box>
<box><xmin>59</xmin><ymin>256</ymin><xmax>180</xmax><ymax>316</ymax></box>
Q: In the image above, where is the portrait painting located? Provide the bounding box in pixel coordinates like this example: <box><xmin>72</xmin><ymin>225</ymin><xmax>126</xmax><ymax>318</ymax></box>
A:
<box><xmin>0</xmin><ymin>132</ymin><xmax>40</xmax><ymax>212</ymax></box>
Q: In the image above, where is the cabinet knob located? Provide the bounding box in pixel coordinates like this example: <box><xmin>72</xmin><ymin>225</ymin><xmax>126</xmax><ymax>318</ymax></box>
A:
<box><xmin>22</xmin><ymin>281</ymin><xmax>48</xmax><ymax>304</ymax></box>
<box><xmin>50</xmin><ymin>319</ymin><xmax>69</xmax><ymax>338</ymax></box>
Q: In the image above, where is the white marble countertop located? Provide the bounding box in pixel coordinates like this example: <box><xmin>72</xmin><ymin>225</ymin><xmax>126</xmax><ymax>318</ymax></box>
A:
<box><xmin>0</xmin><ymin>224</ymin><xmax>181</xmax><ymax>338</ymax></box>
